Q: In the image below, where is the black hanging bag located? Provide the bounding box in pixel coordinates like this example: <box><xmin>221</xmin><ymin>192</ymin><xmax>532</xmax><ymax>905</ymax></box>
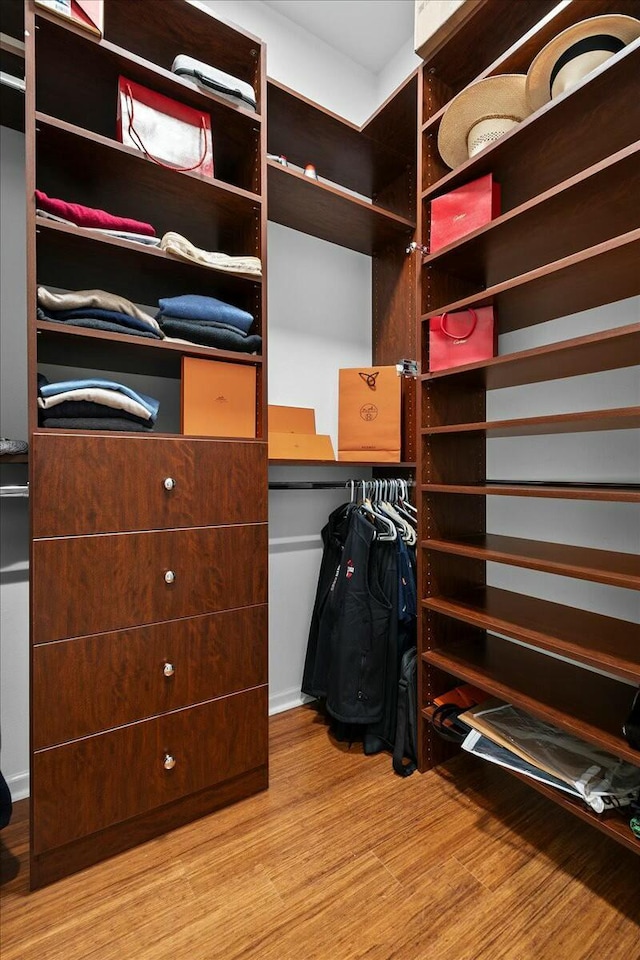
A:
<box><xmin>392</xmin><ymin>646</ymin><xmax>418</xmax><ymax>777</ymax></box>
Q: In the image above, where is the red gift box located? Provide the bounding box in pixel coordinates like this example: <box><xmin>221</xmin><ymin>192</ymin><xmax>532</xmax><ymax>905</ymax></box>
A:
<box><xmin>429</xmin><ymin>173</ymin><xmax>500</xmax><ymax>253</ymax></box>
<box><xmin>117</xmin><ymin>77</ymin><xmax>214</xmax><ymax>178</ymax></box>
<box><xmin>429</xmin><ymin>307</ymin><xmax>496</xmax><ymax>372</ymax></box>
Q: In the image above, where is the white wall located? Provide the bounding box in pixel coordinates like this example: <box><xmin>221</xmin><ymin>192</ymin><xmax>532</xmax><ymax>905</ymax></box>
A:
<box><xmin>195</xmin><ymin>0</ymin><xmax>377</xmax><ymax>123</ymax></box>
<box><xmin>0</xmin><ymin>128</ymin><xmax>29</xmax><ymax>801</ymax></box>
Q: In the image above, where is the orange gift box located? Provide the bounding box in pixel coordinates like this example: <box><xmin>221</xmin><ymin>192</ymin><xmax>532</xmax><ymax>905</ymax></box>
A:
<box><xmin>181</xmin><ymin>357</ymin><xmax>256</xmax><ymax>438</ymax></box>
<box><xmin>268</xmin><ymin>433</ymin><xmax>335</xmax><ymax>460</ymax></box>
<box><xmin>268</xmin><ymin>405</ymin><xmax>316</xmax><ymax>434</ymax></box>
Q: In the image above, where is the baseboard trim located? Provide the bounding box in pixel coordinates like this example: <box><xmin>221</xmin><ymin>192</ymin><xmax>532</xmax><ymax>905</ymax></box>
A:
<box><xmin>269</xmin><ymin>690</ymin><xmax>315</xmax><ymax>715</ymax></box>
<box><xmin>6</xmin><ymin>770</ymin><xmax>29</xmax><ymax>802</ymax></box>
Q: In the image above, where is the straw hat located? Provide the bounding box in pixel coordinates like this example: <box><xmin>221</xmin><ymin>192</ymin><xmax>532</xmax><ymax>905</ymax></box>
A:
<box><xmin>526</xmin><ymin>14</ymin><xmax>640</xmax><ymax>112</ymax></box>
<box><xmin>437</xmin><ymin>74</ymin><xmax>530</xmax><ymax>170</ymax></box>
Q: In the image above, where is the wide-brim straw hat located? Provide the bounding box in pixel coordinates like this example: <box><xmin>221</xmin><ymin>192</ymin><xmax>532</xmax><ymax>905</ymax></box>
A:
<box><xmin>526</xmin><ymin>14</ymin><xmax>640</xmax><ymax>112</ymax></box>
<box><xmin>437</xmin><ymin>74</ymin><xmax>529</xmax><ymax>170</ymax></box>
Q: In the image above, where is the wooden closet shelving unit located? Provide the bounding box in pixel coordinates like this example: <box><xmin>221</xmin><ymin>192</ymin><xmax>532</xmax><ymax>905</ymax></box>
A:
<box><xmin>25</xmin><ymin>0</ymin><xmax>269</xmax><ymax>888</ymax></box>
<box><xmin>0</xmin><ymin>0</ymin><xmax>25</xmax><ymax>132</ymax></box>
<box><xmin>266</xmin><ymin>74</ymin><xmax>419</xmax><ymax>464</ymax></box>
<box><xmin>417</xmin><ymin>0</ymin><xmax>640</xmax><ymax>853</ymax></box>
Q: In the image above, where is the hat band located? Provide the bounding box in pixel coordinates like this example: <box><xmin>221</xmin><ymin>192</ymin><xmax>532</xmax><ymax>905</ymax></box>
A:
<box><xmin>549</xmin><ymin>34</ymin><xmax>625</xmax><ymax>94</ymax></box>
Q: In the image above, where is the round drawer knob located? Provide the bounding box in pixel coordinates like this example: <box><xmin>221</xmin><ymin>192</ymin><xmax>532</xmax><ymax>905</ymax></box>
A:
<box><xmin>163</xmin><ymin>662</ymin><xmax>175</xmax><ymax>678</ymax></box>
<box><xmin>163</xmin><ymin>753</ymin><xmax>176</xmax><ymax>771</ymax></box>
<box><xmin>163</xmin><ymin>477</ymin><xmax>176</xmax><ymax>491</ymax></box>
<box><xmin>164</xmin><ymin>570</ymin><xmax>176</xmax><ymax>584</ymax></box>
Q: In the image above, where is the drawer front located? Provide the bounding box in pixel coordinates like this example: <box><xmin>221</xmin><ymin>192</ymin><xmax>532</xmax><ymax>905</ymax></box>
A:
<box><xmin>33</xmin><ymin>604</ymin><xmax>268</xmax><ymax>749</ymax></box>
<box><xmin>32</xmin><ymin>686</ymin><xmax>268</xmax><ymax>854</ymax></box>
<box><xmin>31</xmin><ymin>432</ymin><xmax>267</xmax><ymax>536</ymax></box>
<box><xmin>33</xmin><ymin>524</ymin><xmax>267</xmax><ymax>642</ymax></box>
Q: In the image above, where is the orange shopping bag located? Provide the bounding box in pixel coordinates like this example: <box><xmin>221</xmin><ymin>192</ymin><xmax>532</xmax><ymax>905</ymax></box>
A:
<box><xmin>338</xmin><ymin>366</ymin><xmax>401</xmax><ymax>462</ymax></box>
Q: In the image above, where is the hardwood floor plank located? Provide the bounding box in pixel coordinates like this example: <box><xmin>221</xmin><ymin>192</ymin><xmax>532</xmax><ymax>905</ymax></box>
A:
<box><xmin>1</xmin><ymin>705</ymin><xmax>639</xmax><ymax>959</ymax></box>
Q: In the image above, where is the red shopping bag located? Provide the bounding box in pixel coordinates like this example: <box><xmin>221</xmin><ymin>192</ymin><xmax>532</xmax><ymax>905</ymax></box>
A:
<box><xmin>429</xmin><ymin>307</ymin><xmax>496</xmax><ymax>371</ymax></box>
<box><xmin>430</xmin><ymin>174</ymin><xmax>500</xmax><ymax>253</ymax></box>
<box><xmin>117</xmin><ymin>77</ymin><xmax>214</xmax><ymax>178</ymax></box>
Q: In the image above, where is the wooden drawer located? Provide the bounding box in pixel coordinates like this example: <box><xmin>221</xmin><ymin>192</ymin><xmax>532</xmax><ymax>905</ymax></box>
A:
<box><xmin>32</xmin><ymin>686</ymin><xmax>268</xmax><ymax>854</ymax></box>
<box><xmin>33</xmin><ymin>604</ymin><xmax>268</xmax><ymax>749</ymax></box>
<box><xmin>31</xmin><ymin>432</ymin><xmax>267</xmax><ymax>536</ymax></box>
<box><xmin>32</xmin><ymin>524</ymin><xmax>267</xmax><ymax>643</ymax></box>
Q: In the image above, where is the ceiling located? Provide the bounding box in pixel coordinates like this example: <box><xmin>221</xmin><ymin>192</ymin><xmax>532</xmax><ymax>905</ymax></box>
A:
<box><xmin>262</xmin><ymin>0</ymin><xmax>415</xmax><ymax>73</ymax></box>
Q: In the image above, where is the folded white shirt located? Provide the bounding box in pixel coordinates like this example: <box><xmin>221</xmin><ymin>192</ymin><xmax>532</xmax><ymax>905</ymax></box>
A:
<box><xmin>160</xmin><ymin>231</ymin><xmax>262</xmax><ymax>278</ymax></box>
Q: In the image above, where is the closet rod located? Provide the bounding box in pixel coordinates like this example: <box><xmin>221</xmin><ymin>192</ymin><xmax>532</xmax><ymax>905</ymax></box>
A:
<box><xmin>0</xmin><ymin>71</ymin><xmax>25</xmax><ymax>93</ymax></box>
<box><xmin>0</xmin><ymin>484</ymin><xmax>29</xmax><ymax>498</ymax></box>
<box><xmin>269</xmin><ymin>480</ymin><xmax>416</xmax><ymax>491</ymax></box>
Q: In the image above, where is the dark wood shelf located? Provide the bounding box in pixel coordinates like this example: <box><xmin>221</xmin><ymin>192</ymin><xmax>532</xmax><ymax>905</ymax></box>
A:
<box><xmin>421</xmin><ymin>483</ymin><xmax>640</xmax><ymax>503</ymax></box>
<box><xmin>420</xmin><ymin>230</ymin><xmax>640</xmax><ymax>332</ymax></box>
<box><xmin>0</xmin><ymin>454</ymin><xmax>28</xmax><ymax>463</ymax></box>
<box><xmin>422</xmin><ymin>630</ymin><xmax>639</xmax><ymax>764</ymax></box>
<box><xmin>267</xmin><ymin>161</ymin><xmax>415</xmax><ymax>255</ymax></box>
<box><xmin>36</xmin><ymin>321</ymin><xmax>262</xmax><ymax>378</ymax></box>
<box><xmin>36</xmin><ymin>219</ymin><xmax>261</xmax><ymax>317</ymax></box>
<box><xmin>269</xmin><ymin>459</ymin><xmax>417</xmax><ymax>468</ymax></box>
<box><xmin>423</xmin><ymin>534</ymin><xmax>640</xmax><ymax>590</ymax></box>
<box><xmin>422</xmin><ymin>407</ymin><xmax>640</xmax><ymax>437</ymax></box>
<box><xmin>422</xmin><ymin>38</ymin><xmax>640</xmax><ymax>213</ymax></box>
<box><xmin>422</xmin><ymin>324</ymin><xmax>640</xmax><ymax>390</ymax></box>
<box><xmin>35</xmin><ymin>114</ymin><xmax>261</xmax><ymax>255</ymax></box>
<box><xmin>420</xmin><ymin>0</ymin><xmax>640</xmax><ymax>135</ymax></box>
<box><xmin>267</xmin><ymin>77</ymin><xmax>415</xmax><ymax>204</ymax></box>
<box><xmin>34</xmin><ymin>13</ymin><xmax>261</xmax><ymax>193</ymax></box>
<box><xmin>421</xmin><ymin>143</ymin><xmax>640</xmax><ymax>287</ymax></box>
<box><xmin>501</xmin><ymin>763</ymin><xmax>640</xmax><ymax>856</ymax></box>
<box><xmin>423</xmin><ymin>586</ymin><xmax>640</xmax><ymax>683</ymax></box>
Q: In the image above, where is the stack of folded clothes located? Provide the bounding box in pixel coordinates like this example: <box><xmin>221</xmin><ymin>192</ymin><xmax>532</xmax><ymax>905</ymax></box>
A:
<box><xmin>156</xmin><ymin>294</ymin><xmax>262</xmax><ymax>353</ymax></box>
<box><xmin>160</xmin><ymin>232</ymin><xmax>262</xmax><ymax>278</ymax></box>
<box><xmin>35</xmin><ymin>190</ymin><xmax>159</xmax><ymax>246</ymax></box>
<box><xmin>37</xmin><ymin>287</ymin><xmax>164</xmax><ymax>340</ymax></box>
<box><xmin>37</xmin><ymin>375</ymin><xmax>160</xmax><ymax>432</ymax></box>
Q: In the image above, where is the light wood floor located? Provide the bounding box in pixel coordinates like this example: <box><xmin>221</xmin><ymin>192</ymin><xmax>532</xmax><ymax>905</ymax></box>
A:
<box><xmin>1</xmin><ymin>704</ymin><xmax>639</xmax><ymax>959</ymax></box>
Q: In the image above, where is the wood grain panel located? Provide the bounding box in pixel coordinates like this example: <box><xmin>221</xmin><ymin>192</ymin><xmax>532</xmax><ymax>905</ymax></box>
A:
<box><xmin>32</xmin><ymin>686</ymin><xmax>268</xmax><ymax>854</ymax></box>
<box><xmin>32</xmin><ymin>524</ymin><xmax>268</xmax><ymax>642</ymax></box>
<box><xmin>32</xmin><ymin>434</ymin><xmax>267</xmax><ymax>536</ymax></box>
<box><xmin>32</xmin><ymin>604</ymin><xmax>268</xmax><ymax>749</ymax></box>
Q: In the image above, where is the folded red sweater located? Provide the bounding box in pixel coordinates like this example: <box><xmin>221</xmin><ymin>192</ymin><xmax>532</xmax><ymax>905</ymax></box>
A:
<box><xmin>35</xmin><ymin>190</ymin><xmax>156</xmax><ymax>236</ymax></box>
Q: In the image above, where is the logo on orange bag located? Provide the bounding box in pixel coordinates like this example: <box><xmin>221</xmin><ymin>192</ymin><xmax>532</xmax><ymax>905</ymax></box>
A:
<box><xmin>358</xmin><ymin>371</ymin><xmax>379</xmax><ymax>390</ymax></box>
<box><xmin>360</xmin><ymin>403</ymin><xmax>378</xmax><ymax>421</ymax></box>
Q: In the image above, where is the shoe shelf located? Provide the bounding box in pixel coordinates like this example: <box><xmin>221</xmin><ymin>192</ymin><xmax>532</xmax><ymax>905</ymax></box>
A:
<box><xmin>421</xmin><ymin>38</ymin><xmax>640</xmax><ymax>206</ymax></box>
<box><xmin>420</xmin><ymin>229</ymin><xmax>640</xmax><ymax>332</ymax></box>
<box><xmin>269</xmin><ymin>459</ymin><xmax>417</xmax><ymax>468</ymax></box>
<box><xmin>267</xmin><ymin>160</ymin><xmax>415</xmax><ymax>256</ymax></box>
<box><xmin>423</xmin><ymin>536</ymin><xmax>640</xmax><ymax>590</ymax></box>
<box><xmin>421</xmin><ymin>324</ymin><xmax>640</xmax><ymax>390</ymax></box>
<box><xmin>421</xmin><ymin>407</ymin><xmax>640</xmax><ymax>437</ymax></box>
<box><xmin>33</xmin><ymin>12</ymin><xmax>262</xmax><ymax>194</ymax></box>
<box><xmin>421</xmin><ymin>630</ymin><xmax>639</xmax><ymax>764</ymax></box>
<box><xmin>421</xmin><ymin>143</ymin><xmax>639</xmax><ymax>285</ymax></box>
<box><xmin>423</xmin><ymin>587</ymin><xmax>640</xmax><ymax>682</ymax></box>
<box><xmin>421</xmin><ymin>483</ymin><xmax>640</xmax><ymax>503</ymax></box>
<box><xmin>36</xmin><ymin>219</ymin><xmax>261</xmax><ymax>318</ymax></box>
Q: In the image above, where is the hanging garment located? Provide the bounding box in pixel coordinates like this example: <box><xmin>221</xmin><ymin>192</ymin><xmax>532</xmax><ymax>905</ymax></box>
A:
<box><xmin>303</xmin><ymin>498</ymin><xmax>417</xmax><ymax>751</ymax></box>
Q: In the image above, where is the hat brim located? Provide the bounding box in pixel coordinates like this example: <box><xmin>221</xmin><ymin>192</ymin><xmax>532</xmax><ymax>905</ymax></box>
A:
<box><xmin>437</xmin><ymin>75</ymin><xmax>529</xmax><ymax>170</ymax></box>
<box><xmin>526</xmin><ymin>14</ymin><xmax>640</xmax><ymax>112</ymax></box>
